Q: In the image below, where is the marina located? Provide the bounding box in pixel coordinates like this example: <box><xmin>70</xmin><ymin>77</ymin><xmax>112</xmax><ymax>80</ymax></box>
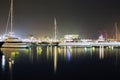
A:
<box><xmin>0</xmin><ymin>0</ymin><xmax>120</xmax><ymax>48</ymax></box>
<box><xmin>0</xmin><ymin>0</ymin><xmax>120</xmax><ymax>80</ymax></box>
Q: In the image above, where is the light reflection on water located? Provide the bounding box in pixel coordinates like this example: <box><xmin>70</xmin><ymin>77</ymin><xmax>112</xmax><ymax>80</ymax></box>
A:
<box><xmin>0</xmin><ymin>46</ymin><xmax>120</xmax><ymax>80</ymax></box>
<box><xmin>1</xmin><ymin>55</ymin><xmax>5</xmax><ymax>71</ymax></box>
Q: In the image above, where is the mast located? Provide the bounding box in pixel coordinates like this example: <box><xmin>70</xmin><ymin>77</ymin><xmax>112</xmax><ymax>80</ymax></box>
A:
<box><xmin>54</xmin><ymin>17</ymin><xmax>57</xmax><ymax>41</ymax></box>
<box><xmin>5</xmin><ymin>8</ymin><xmax>10</xmax><ymax>35</ymax></box>
<box><xmin>10</xmin><ymin>0</ymin><xmax>13</xmax><ymax>34</ymax></box>
<box><xmin>115</xmin><ymin>22</ymin><xmax>118</xmax><ymax>41</ymax></box>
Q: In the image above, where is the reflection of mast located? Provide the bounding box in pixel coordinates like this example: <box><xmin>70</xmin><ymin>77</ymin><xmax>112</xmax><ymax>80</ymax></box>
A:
<box><xmin>54</xmin><ymin>46</ymin><xmax>57</xmax><ymax>72</ymax></box>
<box><xmin>115</xmin><ymin>51</ymin><xmax>118</xmax><ymax>66</ymax></box>
<box><xmin>115</xmin><ymin>48</ymin><xmax>118</xmax><ymax>66</ymax></box>
<box><xmin>99</xmin><ymin>46</ymin><xmax>104</xmax><ymax>59</ymax></box>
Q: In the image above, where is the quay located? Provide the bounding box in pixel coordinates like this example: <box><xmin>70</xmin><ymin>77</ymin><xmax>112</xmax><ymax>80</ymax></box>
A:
<box><xmin>58</xmin><ymin>41</ymin><xmax>120</xmax><ymax>47</ymax></box>
<box><xmin>1</xmin><ymin>41</ymin><xmax>120</xmax><ymax>48</ymax></box>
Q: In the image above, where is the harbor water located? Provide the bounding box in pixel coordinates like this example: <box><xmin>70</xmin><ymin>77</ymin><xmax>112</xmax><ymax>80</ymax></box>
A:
<box><xmin>0</xmin><ymin>46</ymin><xmax>120</xmax><ymax>80</ymax></box>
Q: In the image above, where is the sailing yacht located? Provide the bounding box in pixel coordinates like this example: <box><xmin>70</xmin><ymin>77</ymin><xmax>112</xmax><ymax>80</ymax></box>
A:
<box><xmin>2</xmin><ymin>0</ymin><xmax>29</xmax><ymax>48</ymax></box>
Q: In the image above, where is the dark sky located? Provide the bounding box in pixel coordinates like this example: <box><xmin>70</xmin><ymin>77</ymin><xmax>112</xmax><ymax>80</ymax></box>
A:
<box><xmin>0</xmin><ymin>0</ymin><xmax>120</xmax><ymax>39</ymax></box>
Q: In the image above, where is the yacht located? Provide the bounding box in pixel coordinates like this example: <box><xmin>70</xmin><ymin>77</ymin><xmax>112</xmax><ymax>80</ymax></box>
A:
<box><xmin>2</xmin><ymin>36</ymin><xmax>29</xmax><ymax>48</ymax></box>
<box><xmin>1</xmin><ymin>0</ymin><xmax>29</xmax><ymax>48</ymax></box>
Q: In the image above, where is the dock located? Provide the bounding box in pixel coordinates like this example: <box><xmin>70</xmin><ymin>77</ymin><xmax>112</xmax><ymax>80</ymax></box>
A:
<box><xmin>58</xmin><ymin>41</ymin><xmax>120</xmax><ymax>47</ymax></box>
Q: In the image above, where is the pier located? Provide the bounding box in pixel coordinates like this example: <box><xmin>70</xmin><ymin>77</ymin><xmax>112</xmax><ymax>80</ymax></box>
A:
<box><xmin>1</xmin><ymin>39</ymin><xmax>120</xmax><ymax>47</ymax></box>
<box><xmin>59</xmin><ymin>41</ymin><xmax>120</xmax><ymax>47</ymax></box>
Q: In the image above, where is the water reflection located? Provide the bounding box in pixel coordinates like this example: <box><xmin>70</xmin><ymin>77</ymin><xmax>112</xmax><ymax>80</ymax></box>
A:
<box><xmin>0</xmin><ymin>46</ymin><xmax>120</xmax><ymax>80</ymax></box>
<box><xmin>46</xmin><ymin>46</ymin><xmax>52</xmax><ymax>60</ymax></box>
<box><xmin>36</xmin><ymin>47</ymin><xmax>42</xmax><ymax>61</ymax></box>
<box><xmin>1</xmin><ymin>48</ymin><xmax>28</xmax><ymax>80</ymax></box>
<box><xmin>2</xmin><ymin>55</ymin><xmax>5</xmax><ymax>71</ymax></box>
<box><xmin>67</xmin><ymin>48</ymin><xmax>71</xmax><ymax>61</ymax></box>
<box><xmin>99</xmin><ymin>46</ymin><xmax>104</xmax><ymax>59</ymax></box>
<box><xmin>36</xmin><ymin>47</ymin><xmax>42</xmax><ymax>55</ymax></box>
<box><xmin>46</xmin><ymin>46</ymin><xmax>58</xmax><ymax>72</ymax></box>
<box><xmin>1</xmin><ymin>46</ymin><xmax>120</xmax><ymax>68</ymax></box>
<box><xmin>9</xmin><ymin>57</ymin><xmax>14</xmax><ymax>80</ymax></box>
<box><xmin>54</xmin><ymin>46</ymin><xmax>57</xmax><ymax>72</ymax></box>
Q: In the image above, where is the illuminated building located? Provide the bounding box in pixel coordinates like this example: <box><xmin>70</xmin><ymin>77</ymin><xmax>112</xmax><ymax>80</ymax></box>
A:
<box><xmin>64</xmin><ymin>34</ymin><xmax>80</xmax><ymax>42</ymax></box>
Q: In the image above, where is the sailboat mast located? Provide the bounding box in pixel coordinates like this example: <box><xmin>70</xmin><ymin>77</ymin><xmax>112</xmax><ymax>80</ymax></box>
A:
<box><xmin>54</xmin><ymin>17</ymin><xmax>57</xmax><ymax>41</ymax></box>
<box><xmin>115</xmin><ymin>22</ymin><xmax>118</xmax><ymax>41</ymax></box>
<box><xmin>10</xmin><ymin>0</ymin><xmax>13</xmax><ymax>33</ymax></box>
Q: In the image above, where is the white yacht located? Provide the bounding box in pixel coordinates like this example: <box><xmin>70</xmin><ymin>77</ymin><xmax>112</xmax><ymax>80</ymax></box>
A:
<box><xmin>2</xmin><ymin>36</ymin><xmax>29</xmax><ymax>48</ymax></box>
<box><xmin>2</xmin><ymin>0</ymin><xmax>29</xmax><ymax>48</ymax></box>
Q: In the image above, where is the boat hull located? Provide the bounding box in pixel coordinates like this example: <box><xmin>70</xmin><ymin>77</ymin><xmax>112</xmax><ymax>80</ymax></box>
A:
<box><xmin>0</xmin><ymin>42</ymin><xmax>4</xmax><ymax>47</ymax></box>
<box><xmin>1</xmin><ymin>42</ymin><xmax>29</xmax><ymax>48</ymax></box>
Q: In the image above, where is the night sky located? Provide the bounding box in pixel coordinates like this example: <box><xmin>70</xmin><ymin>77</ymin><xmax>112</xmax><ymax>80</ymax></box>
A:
<box><xmin>0</xmin><ymin>0</ymin><xmax>120</xmax><ymax>39</ymax></box>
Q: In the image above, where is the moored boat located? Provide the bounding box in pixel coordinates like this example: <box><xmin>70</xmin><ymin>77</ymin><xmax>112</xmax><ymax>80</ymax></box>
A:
<box><xmin>2</xmin><ymin>36</ymin><xmax>29</xmax><ymax>48</ymax></box>
<box><xmin>1</xmin><ymin>0</ymin><xmax>30</xmax><ymax>48</ymax></box>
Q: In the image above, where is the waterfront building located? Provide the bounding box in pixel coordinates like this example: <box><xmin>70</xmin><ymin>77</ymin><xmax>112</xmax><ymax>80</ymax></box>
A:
<box><xmin>64</xmin><ymin>34</ymin><xmax>80</xmax><ymax>42</ymax></box>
